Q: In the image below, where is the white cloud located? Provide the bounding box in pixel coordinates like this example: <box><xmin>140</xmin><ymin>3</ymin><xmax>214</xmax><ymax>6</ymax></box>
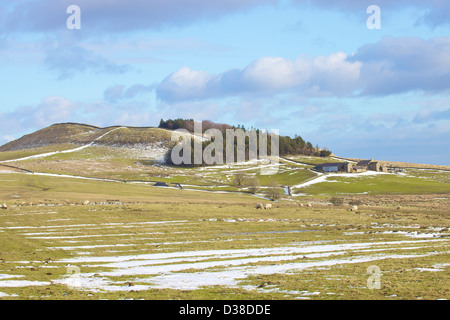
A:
<box><xmin>156</xmin><ymin>52</ymin><xmax>362</xmax><ymax>102</ymax></box>
<box><xmin>157</xmin><ymin>67</ymin><xmax>214</xmax><ymax>102</ymax></box>
<box><xmin>241</xmin><ymin>57</ymin><xmax>303</xmax><ymax>90</ymax></box>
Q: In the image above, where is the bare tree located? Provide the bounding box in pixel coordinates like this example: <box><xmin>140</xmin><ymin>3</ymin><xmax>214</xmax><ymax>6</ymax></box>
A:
<box><xmin>330</xmin><ymin>197</ymin><xmax>344</xmax><ymax>206</ymax></box>
<box><xmin>233</xmin><ymin>172</ymin><xmax>247</xmax><ymax>187</ymax></box>
<box><xmin>246</xmin><ymin>176</ymin><xmax>260</xmax><ymax>194</ymax></box>
<box><xmin>265</xmin><ymin>181</ymin><xmax>282</xmax><ymax>201</ymax></box>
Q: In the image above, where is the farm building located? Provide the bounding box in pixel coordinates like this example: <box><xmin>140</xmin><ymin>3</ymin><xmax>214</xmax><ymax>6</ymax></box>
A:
<box><xmin>314</xmin><ymin>162</ymin><xmax>353</xmax><ymax>173</ymax></box>
<box><xmin>356</xmin><ymin>159</ymin><xmax>388</xmax><ymax>172</ymax></box>
<box><xmin>352</xmin><ymin>165</ymin><xmax>367</xmax><ymax>173</ymax></box>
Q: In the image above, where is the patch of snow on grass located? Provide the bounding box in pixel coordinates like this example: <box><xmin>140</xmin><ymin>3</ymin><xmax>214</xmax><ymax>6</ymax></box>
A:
<box><xmin>292</xmin><ymin>170</ymin><xmax>390</xmax><ymax>189</ymax></box>
<box><xmin>53</xmin><ymin>239</ymin><xmax>444</xmax><ymax>291</ymax></box>
<box><xmin>0</xmin><ymin>280</ymin><xmax>51</xmax><ymax>287</ymax></box>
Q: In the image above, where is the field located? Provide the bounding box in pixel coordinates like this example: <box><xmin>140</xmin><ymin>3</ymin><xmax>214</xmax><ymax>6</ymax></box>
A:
<box><xmin>292</xmin><ymin>170</ymin><xmax>450</xmax><ymax>196</ymax></box>
<box><xmin>0</xmin><ymin>170</ymin><xmax>449</xmax><ymax>300</ymax></box>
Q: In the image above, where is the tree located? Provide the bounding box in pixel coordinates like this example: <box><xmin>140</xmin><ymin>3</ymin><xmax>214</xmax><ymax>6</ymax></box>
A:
<box><xmin>232</xmin><ymin>172</ymin><xmax>247</xmax><ymax>187</ymax></box>
<box><xmin>246</xmin><ymin>176</ymin><xmax>260</xmax><ymax>194</ymax></box>
<box><xmin>330</xmin><ymin>197</ymin><xmax>345</xmax><ymax>206</ymax></box>
<box><xmin>320</xmin><ymin>148</ymin><xmax>332</xmax><ymax>157</ymax></box>
<box><xmin>265</xmin><ymin>181</ymin><xmax>282</xmax><ymax>201</ymax></box>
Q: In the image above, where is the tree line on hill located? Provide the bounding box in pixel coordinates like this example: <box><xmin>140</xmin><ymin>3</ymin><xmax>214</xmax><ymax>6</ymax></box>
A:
<box><xmin>159</xmin><ymin>118</ymin><xmax>332</xmax><ymax>166</ymax></box>
<box><xmin>159</xmin><ymin>119</ymin><xmax>233</xmax><ymax>133</ymax></box>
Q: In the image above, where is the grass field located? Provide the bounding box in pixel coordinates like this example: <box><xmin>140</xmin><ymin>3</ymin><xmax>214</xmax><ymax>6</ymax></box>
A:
<box><xmin>294</xmin><ymin>171</ymin><xmax>450</xmax><ymax>196</ymax></box>
<box><xmin>0</xmin><ymin>172</ymin><xmax>448</xmax><ymax>300</ymax></box>
<box><xmin>2</xmin><ymin>148</ymin><xmax>321</xmax><ymax>192</ymax></box>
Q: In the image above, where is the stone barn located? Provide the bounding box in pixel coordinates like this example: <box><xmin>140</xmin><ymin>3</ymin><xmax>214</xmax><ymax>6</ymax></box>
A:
<box><xmin>356</xmin><ymin>159</ymin><xmax>387</xmax><ymax>172</ymax></box>
<box><xmin>315</xmin><ymin>162</ymin><xmax>353</xmax><ymax>173</ymax></box>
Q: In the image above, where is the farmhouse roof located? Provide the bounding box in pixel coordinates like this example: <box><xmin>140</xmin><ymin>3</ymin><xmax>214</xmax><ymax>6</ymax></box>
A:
<box><xmin>315</xmin><ymin>162</ymin><xmax>346</xmax><ymax>167</ymax></box>
<box><xmin>356</xmin><ymin>159</ymin><xmax>372</xmax><ymax>166</ymax></box>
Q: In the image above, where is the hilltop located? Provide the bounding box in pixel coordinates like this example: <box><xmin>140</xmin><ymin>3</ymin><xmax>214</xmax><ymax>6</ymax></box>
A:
<box><xmin>0</xmin><ymin>123</ymin><xmax>102</xmax><ymax>152</ymax></box>
<box><xmin>0</xmin><ymin>123</ymin><xmax>175</xmax><ymax>152</ymax></box>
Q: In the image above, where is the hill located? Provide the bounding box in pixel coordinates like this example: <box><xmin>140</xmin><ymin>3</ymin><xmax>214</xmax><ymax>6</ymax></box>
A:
<box><xmin>0</xmin><ymin>123</ymin><xmax>102</xmax><ymax>152</ymax></box>
<box><xmin>0</xmin><ymin>123</ymin><xmax>181</xmax><ymax>165</ymax></box>
<box><xmin>0</xmin><ymin>123</ymin><xmax>177</xmax><ymax>152</ymax></box>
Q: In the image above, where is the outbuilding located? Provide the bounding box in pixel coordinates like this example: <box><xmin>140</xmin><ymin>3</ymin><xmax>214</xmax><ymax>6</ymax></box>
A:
<box><xmin>315</xmin><ymin>162</ymin><xmax>352</xmax><ymax>173</ymax></box>
<box><xmin>356</xmin><ymin>158</ymin><xmax>387</xmax><ymax>172</ymax></box>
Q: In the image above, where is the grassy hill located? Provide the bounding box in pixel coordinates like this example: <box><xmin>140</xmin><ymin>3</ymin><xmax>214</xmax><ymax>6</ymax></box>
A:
<box><xmin>0</xmin><ymin>123</ymin><xmax>102</xmax><ymax>152</ymax></box>
<box><xmin>0</xmin><ymin>123</ymin><xmax>177</xmax><ymax>151</ymax></box>
<box><xmin>0</xmin><ymin>123</ymin><xmax>176</xmax><ymax>162</ymax></box>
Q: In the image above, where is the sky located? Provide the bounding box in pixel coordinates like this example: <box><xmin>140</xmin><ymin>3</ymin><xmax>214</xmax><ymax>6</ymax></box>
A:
<box><xmin>0</xmin><ymin>0</ymin><xmax>449</xmax><ymax>165</ymax></box>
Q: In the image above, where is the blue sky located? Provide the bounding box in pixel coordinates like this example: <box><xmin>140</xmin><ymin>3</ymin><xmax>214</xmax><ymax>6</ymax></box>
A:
<box><xmin>0</xmin><ymin>0</ymin><xmax>449</xmax><ymax>165</ymax></box>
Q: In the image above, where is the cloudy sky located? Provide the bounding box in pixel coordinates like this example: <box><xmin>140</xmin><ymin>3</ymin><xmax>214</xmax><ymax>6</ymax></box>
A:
<box><xmin>1</xmin><ymin>0</ymin><xmax>449</xmax><ymax>165</ymax></box>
